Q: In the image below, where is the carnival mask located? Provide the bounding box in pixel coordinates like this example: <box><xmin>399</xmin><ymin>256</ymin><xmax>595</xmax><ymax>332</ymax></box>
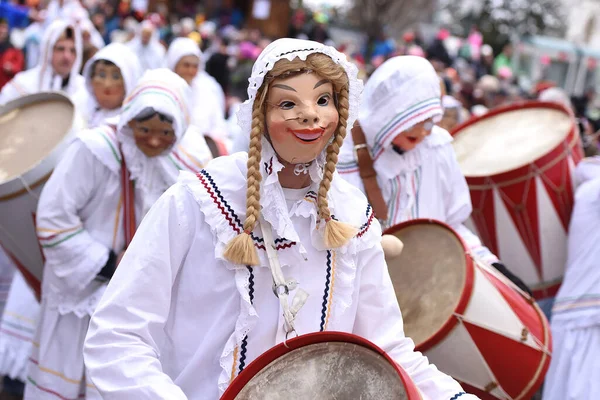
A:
<box><xmin>174</xmin><ymin>55</ymin><xmax>200</xmax><ymax>85</ymax></box>
<box><xmin>265</xmin><ymin>72</ymin><xmax>339</xmax><ymax>165</ymax></box>
<box><xmin>92</xmin><ymin>61</ymin><xmax>126</xmax><ymax>110</ymax></box>
<box><xmin>128</xmin><ymin>114</ymin><xmax>176</xmax><ymax>157</ymax></box>
<box><xmin>391</xmin><ymin>119</ymin><xmax>434</xmax><ymax>152</ymax></box>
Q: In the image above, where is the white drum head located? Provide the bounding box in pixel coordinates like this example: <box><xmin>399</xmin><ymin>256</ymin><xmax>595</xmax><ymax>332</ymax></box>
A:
<box><xmin>453</xmin><ymin>107</ymin><xmax>572</xmax><ymax>177</ymax></box>
<box><xmin>0</xmin><ymin>94</ymin><xmax>74</xmax><ymax>185</ymax></box>
<box><xmin>387</xmin><ymin>222</ymin><xmax>467</xmax><ymax>346</ymax></box>
<box><xmin>234</xmin><ymin>342</ymin><xmax>410</xmax><ymax>399</ymax></box>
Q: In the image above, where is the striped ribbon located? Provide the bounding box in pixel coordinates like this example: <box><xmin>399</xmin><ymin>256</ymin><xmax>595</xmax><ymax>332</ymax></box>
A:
<box><xmin>118</xmin><ymin>141</ymin><xmax>137</xmax><ymax>248</ymax></box>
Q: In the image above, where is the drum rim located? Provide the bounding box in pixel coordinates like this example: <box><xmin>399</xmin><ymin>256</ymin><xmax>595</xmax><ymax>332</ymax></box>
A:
<box><xmin>221</xmin><ymin>331</ymin><xmax>422</xmax><ymax>399</ymax></box>
<box><xmin>0</xmin><ymin>91</ymin><xmax>77</xmax><ymax>197</ymax></box>
<box><xmin>383</xmin><ymin>218</ymin><xmax>475</xmax><ymax>353</ymax></box>
<box><xmin>450</xmin><ymin>100</ymin><xmax>580</xmax><ymax>180</ymax></box>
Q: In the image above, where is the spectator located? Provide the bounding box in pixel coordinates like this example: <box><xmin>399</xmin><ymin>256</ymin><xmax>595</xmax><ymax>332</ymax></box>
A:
<box><xmin>0</xmin><ymin>17</ymin><xmax>24</xmax><ymax>90</ymax></box>
<box><xmin>493</xmin><ymin>42</ymin><xmax>514</xmax><ymax>76</ymax></box>
<box><xmin>427</xmin><ymin>28</ymin><xmax>452</xmax><ymax>68</ymax></box>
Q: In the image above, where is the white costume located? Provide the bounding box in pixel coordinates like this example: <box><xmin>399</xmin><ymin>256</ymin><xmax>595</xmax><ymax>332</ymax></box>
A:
<box><xmin>126</xmin><ymin>20</ymin><xmax>166</xmax><ymax>72</ymax></box>
<box><xmin>76</xmin><ymin>43</ymin><xmax>142</xmax><ymax>128</ymax></box>
<box><xmin>542</xmin><ymin>164</ymin><xmax>600</xmax><ymax>400</ymax></box>
<box><xmin>165</xmin><ymin>37</ymin><xmax>218</xmax><ymax>164</ymax></box>
<box><xmin>24</xmin><ymin>69</ymin><xmax>196</xmax><ymax>400</ymax></box>
<box><xmin>83</xmin><ymin>39</ymin><xmax>475</xmax><ymax>400</ymax></box>
<box><xmin>574</xmin><ymin>156</ymin><xmax>600</xmax><ymax>187</ymax></box>
<box><xmin>44</xmin><ymin>0</ymin><xmax>87</xmax><ymax>28</ymax></box>
<box><xmin>0</xmin><ymin>20</ymin><xmax>85</xmax><ymax>104</ymax></box>
<box><xmin>0</xmin><ymin>250</ymin><xmax>11</xmax><ymax>317</ymax></box>
<box><xmin>338</xmin><ymin>56</ymin><xmax>498</xmax><ymax>265</ymax></box>
<box><xmin>0</xmin><ymin>19</ymin><xmax>85</xmax><ymax>386</ymax></box>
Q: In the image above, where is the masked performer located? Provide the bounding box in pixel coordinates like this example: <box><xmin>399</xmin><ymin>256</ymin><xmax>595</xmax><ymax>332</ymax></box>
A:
<box><xmin>0</xmin><ymin>19</ymin><xmax>84</xmax><ymax>103</ymax></box>
<box><xmin>338</xmin><ymin>56</ymin><xmax>530</xmax><ymax>294</ymax></box>
<box><xmin>83</xmin><ymin>39</ymin><xmax>477</xmax><ymax>400</ymax></box>
<box><xmin>23</xmin><ymin>69</ymin><xmax>194</xmax><ymax>400</ymax></box>
<box><xmin>165</xmin><ymin>37</ymin><xmax>221</xmax><ymax>163</ymax></box>
<box><xmin>76</xmin><ymin>42</ymin><xmax>142</xmax><ymax>128</ymax></box>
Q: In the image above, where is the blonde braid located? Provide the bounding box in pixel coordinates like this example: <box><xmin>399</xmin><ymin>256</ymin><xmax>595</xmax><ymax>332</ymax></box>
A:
<box><xmin>223</xmin><ymin>104</ymin><xmax>264</xmax><ymax>265</ymax></box>
<box><xmin>318</xmin><ymin>86</ymin><xmax>357</xmax><ymax>248</ymax></box>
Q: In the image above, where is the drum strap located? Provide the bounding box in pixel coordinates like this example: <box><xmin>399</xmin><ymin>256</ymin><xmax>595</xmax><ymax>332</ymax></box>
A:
<box><xmin>119</xmin><ymin>145</ymin><xmax>136</xmax><ymax>248</ymax></box>
<box><xmin>259</xmin><ymin>215</ymin><xmax>309</xmax><ymax>339</ymax></box>
<box><xmin>350</xmin><ymin>123</ymin><xmax>389</xmax><ymax>222</ymax></box>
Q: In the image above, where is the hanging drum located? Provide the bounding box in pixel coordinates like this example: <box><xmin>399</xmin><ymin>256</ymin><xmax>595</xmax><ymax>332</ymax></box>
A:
<box><xmin>384</xmin><ymin>219</ymin><xmax>552</xmax><ymax>400</ymax></box>
<box><xmin>0</xmin><ymin>92</ymin><xmax>83</xmax><ymax>296</ymax></box>
<box><xmin>221</xmin><ymin>331</ymin><xmax>423</xmax><ymax>400</ymax></box>
<box><xmin>451</xmin><ymin>101</ymin><xmax>583</xmax><ymax>300</ymax></box>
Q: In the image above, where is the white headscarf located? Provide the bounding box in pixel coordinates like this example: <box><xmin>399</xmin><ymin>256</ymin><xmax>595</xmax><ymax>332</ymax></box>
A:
<box><xmin>165</xmin><ymin>37</ymin><xmax>200</xmax><ymax>71</ymax></box>
<box><xmin>339</xmin><ymin>56</ymin><xmax>443</xmax><ymax>176</ymax></box>
<box><xmin>237</xmin><ymin>38</ymin><xmax>362</xmax><ymax>142</ymax></box>
<box><xmin>117</xmin><ymin>68</ymin><xmax>192</xmax><ymax>215</ymax></box>
<box><xmin>43</xmin><ymin>0</ymin><xmax>87</xmax><ymax>28</ymax></box>
<box><xmin>77</xmin><ymin>17</ymin><xmax>106</xmax><ymax>50</ymax></box>
<box><xmin>126</xmin><ymin>20</ymin><xmax>166</xmax><ymax>71</ymax></box>
<box><xmin>338</xmin><ymin>56</ymin><xmax>446</xmax><ymax>226</ymax></box>
<box><xmin>37</xmin><ymin>19</ymin><xmax>83</xmax><ymax>92</ymax></box>
<box><xmin>78</xmin><ymin>43</ymin><xmax>143</xmax><ymax>126</ymax></box>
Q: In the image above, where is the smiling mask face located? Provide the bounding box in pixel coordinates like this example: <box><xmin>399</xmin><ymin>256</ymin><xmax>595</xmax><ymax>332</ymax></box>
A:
<box><xmin>92</xmin><ymin>60</ymin><xmax>126</xmax><ymax>110</ymax></box>
<box><xmin>265</xmin><ymin>72</ymin><xmax>339</xmax><ymax>165</ymax></box>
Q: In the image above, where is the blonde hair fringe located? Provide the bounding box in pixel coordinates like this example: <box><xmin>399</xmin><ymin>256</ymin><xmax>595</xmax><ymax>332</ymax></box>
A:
<box><xmin>223</xmin><ymin>52</ymin><xmax>354</xmax><ymax>265</ymax></box>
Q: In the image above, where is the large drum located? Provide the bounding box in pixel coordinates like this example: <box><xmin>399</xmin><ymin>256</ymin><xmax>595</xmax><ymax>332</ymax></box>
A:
<box><xmin>451</xmin><ymin>101</ymin><xmax>583</xmax><ymax>300</ymax></box>
<box><xmin>385</xmin><ymin>219</ymin><xmax>551</xmax><ymax>400</ymax></box>
<box><xmin>0</xmin><ymin>92</ymin><xmax>82</xmax><ymax>295</ymax></box>
<box><xmin>221</xmin><ymin>332</ymin><xmax>422</xmax><ymax>400</ymax></box>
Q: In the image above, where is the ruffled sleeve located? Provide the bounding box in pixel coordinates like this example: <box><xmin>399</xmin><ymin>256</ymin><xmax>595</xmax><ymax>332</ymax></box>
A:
<box><xmin>36</xmin><ymin>140</ymin><xmax>113</xmax><ymax>298</ymax></box>
<box><xmin>84</xmin><ymin>183</ymin><xmax>194</xmax><ymax>400</ymax></box>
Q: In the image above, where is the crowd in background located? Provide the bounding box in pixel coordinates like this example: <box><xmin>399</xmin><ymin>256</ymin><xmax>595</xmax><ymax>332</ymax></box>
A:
<box><xmin>1</xmin><ymin>0</ymin><xmax>599</xmax><ymax>156</ymax></box>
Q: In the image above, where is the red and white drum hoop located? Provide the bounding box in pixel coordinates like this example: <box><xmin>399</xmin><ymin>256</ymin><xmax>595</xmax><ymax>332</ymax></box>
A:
<box><xmin>451</xmin><ymin>101</ymin><xmax>583</xmax><ymax>299</ymax></box>
<box><xmin>0</xmin><ymin>92</ymin><xmax>83</xmax><ymax>297</ymax></box>
<box><xmin>385</xmin><ymin>219</ymin><xmax>552</xmax><ymax>400</ymax></box>
<box><xmin>221</xmin><ymin>331</ymin><xmax>422</xmax><ymax>400</ymax></box>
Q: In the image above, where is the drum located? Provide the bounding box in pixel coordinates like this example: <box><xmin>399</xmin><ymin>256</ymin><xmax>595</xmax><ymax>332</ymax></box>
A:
<box><xmin>0</xmin><ymin>92</ymin><xmax>82</xmax><ymax>295</ymax></box>
<box><xmin>451</xmin><ymin>101</ymin><xmax>583</xmax><ymax>300</ymax></box>
<box><xmin>385</xmin><ymin>219</ymin><xmax>551</xmax><ymax>400</ymax></box>
<box><xmin>221</xmin><ymin>332</ymin><xmax>422</xmax><ymax>400</ymax></box>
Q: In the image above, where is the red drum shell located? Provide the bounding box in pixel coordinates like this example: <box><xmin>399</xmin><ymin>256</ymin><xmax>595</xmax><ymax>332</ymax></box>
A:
<box><xmin>385</xmin><ymin>219</ymin><xmax>552</xmax><ymax>400</ymax></box>
<box><xmin>450</xmin><ymin>101</ymin><xmax>582</xmax><ymax>299</ymax></box>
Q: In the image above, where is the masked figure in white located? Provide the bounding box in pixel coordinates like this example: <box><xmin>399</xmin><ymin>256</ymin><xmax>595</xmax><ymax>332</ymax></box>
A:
<box><xmin>75</xmin><ymin>42</ymin><xmax>142</xmax><ymax>127</ymax></box>
<box><xmin>0</xmin><ymin>19</ymin><xmax>86</xmax><ymax>396</ymax></box>
<box><xmin>23</xmin><ymin>69</ymin><xmax>195</xmax><ymax>400</ymax></box>
<box><xmin>82</xmin><ymin>38</ymin><xmax>477</xmax><ymax>400</ymax></box>
<box><xmin>0</xmin><ymin>19</ymin><xmax>85</xmax><ymax>103</ymax></box>
<box><xmin>338</xmin><ymin>56</ymin><xmax>531</xmax><ymax>294</ymax></box>
<box><xmin>165</xmin><ymin>37</ymin><xmax>220</xmax><ymax>164</ymax></box>
<box><xmin>126</xmin><ymin>20</ymin><xmax>166</xmax><ymax>72</ymax></box>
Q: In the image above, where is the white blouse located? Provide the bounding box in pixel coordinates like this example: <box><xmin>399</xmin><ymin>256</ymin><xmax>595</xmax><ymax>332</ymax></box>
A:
<box><xmin>84</xmin><ymin>151</ymin><xmax>475</xmax><ymax>400</ymax></box>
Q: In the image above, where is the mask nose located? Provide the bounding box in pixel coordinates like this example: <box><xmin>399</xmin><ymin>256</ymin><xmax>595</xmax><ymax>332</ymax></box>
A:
<box><xmin>300</xmin><ymin>107</ymin><xmax>319</xmax><ymax>124</ymax></box>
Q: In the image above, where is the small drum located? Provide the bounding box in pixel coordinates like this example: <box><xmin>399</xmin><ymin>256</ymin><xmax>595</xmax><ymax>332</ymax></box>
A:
<box><xmin>0</xmin><ymin>92</ymin><xmax>82</xmax><ymax>295</ymax></box>
<box><xmin>451</xmin><ymin>101</ymin><xmax>583</xmax><ymax>299</ymax></box>
<box><xmin>222</xmin><ymin>332</ymin><xmax>422</xmax><ymax>400</ymax></box>
<box><xmin>385</xmin><ymin>219</ymin><xmax>551</xmax><ymax>400</ymax></box>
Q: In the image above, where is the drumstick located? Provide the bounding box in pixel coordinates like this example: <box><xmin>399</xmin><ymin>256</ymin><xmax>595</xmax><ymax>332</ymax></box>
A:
<box><xmin>381</xmin><ymin>234</ymin><xmax>404</xmax><ymax>260</ymax></box>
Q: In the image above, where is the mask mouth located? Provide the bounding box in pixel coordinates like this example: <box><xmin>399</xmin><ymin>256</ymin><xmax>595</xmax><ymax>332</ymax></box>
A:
<box><xmin>289</xmin><ymin>128</ymin><xmax>325</xmax><ymax>142</ymax></box>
